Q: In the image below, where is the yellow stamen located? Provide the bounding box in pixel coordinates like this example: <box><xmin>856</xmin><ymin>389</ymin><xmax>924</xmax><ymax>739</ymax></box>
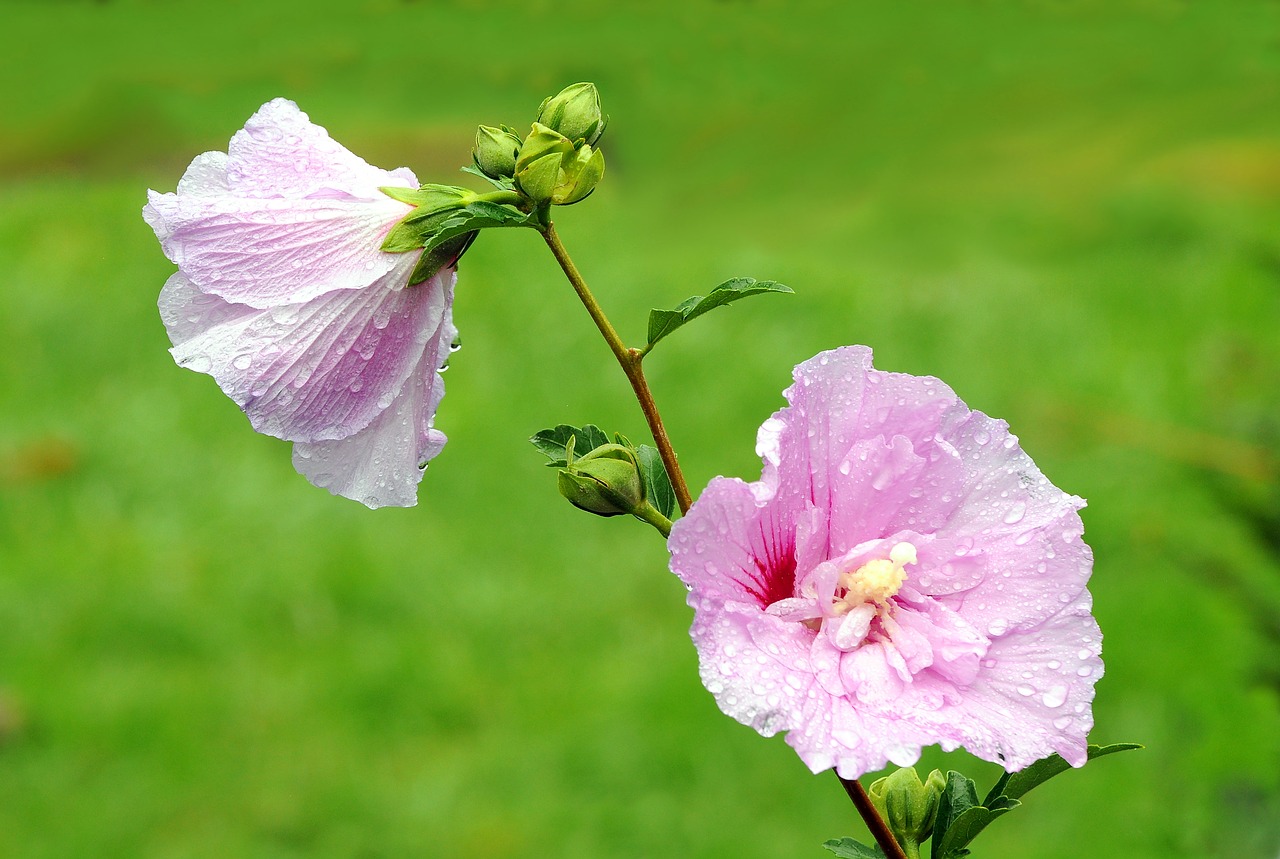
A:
<box><xmin>834</xmin><ymin>542</ymin><xmax>916</xmax><ymax>614</ymax></box>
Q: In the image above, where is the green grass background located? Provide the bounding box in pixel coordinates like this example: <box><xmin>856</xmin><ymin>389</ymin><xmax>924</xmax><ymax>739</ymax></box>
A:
<box><xmin>2</xmin><ymin>1</ymin><xmax>1279</xmax><ymax>856</ymax></box>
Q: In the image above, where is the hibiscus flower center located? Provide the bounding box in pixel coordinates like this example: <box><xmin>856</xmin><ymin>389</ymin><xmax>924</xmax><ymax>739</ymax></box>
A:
<box><xmin>832</xmin><ymin>541</ymin><xmax>916</xmax><ymax>615</ymax></box>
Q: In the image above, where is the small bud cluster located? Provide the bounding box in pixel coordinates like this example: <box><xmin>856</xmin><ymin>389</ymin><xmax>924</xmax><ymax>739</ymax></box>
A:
<box><xmin>471</xmin><ymin>83</ymin><xmax>607</xmax><ymax>207</ymax></box>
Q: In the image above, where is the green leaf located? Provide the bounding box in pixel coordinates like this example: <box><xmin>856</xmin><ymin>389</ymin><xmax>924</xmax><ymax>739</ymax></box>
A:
<box><xmin>822</xmin><ymin>837</ymin><xmax>886</xmax><ymax>858</ymax></box>
<box><xmin>933</xmin><ymin>802</ymin><xmax>1020</xmax><ymax>859</ymax></box>
<box><xmin>406</xmin><ymin>202</ymin><xmax>536</xmax><ymax>284</ymax></box>
<box><xmin>931</xmin><ymin>771</ymin><xmax>980</xmax><ymax>859</ymax></box>
<box><xmin>635</xmin><ymin>445</ymin><xmax>676</xmax><ymax>519</ymax></box>
<box><xmin>531</xmin><ymin>424</ymin><xmax>612</xmax><ymax>465</ymax></box>
<box><xmin>990</xmin><ymin>743</ymin><xmax>1144</xmax><ymax>804</ymax></box>
<box><xmin>645</xmin><ymin>277</ymin><xmax>793</xmax><ymax>350</ymax></box>
<box><xmin>460</xmin><ymin>164</ymin><xmax>517</xmax><ymax>191</ymax></box>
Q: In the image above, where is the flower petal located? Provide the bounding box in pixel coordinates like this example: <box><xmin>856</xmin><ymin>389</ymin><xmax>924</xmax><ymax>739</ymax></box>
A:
<box><xmin>144</xmin><ymin>190</ymin><xmax>412</xmax><ymax>308</ymax></box>
<box><xmin>159</xmin><ymin>256</ymin><xmax>448</xmax><ymax>444</ymax></box>
<box><xmin>291</xmin><ymin>273</ymin><xmax>455</xmax><ymax>508</ymax></box>
<box><xmin>226</xmin><ymin>98</ymin><xmax>415</xmax><ymax>200</ymax></box>
<box><xmin>943</xmin><ymin>593</ymin><xmax>1102</xmax><ymax>769</ymax></box>
<box><xmin>687</xmin><ymin>596</ymin><xmax>813</xmax><ymax>739</ymax></box>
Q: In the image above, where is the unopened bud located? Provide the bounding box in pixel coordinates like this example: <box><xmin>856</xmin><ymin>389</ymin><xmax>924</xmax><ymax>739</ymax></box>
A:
<box><xmin>868</xmin><ymin>767</ymin><xmax>945</xmax><ymax>858</ymax></box>
<box><xmin>551</xmin><ymin>144</ymin><xmax>605</xmax><ymax>205</ymax></box>
<box><xmin>536</xmin><ymin>82</ymin><xmax>606</xmax><ymax>145</ymax></box>
<box><xmin>513</xmin><ymin>123</ymin><xmax>605</xmax><ymax>207</ymax></box>
<box><xmin>557</xmin><ymin>443</ymin><xmax>644</xmax><ymax>517</ymax></box>
<box><xmin>473</xmin><ymin>125</ymin><xmax>522</xmax><ymax>179</ymax></box>
<box><xmin>514</xmin><ymin>123</ymin><xmax>573</xmax><ymax>202</ymax></box>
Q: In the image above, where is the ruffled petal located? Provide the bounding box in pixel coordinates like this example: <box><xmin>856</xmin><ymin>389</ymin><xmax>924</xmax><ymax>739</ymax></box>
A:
<box><xmin>943</xmin><ymin>592</ymin><xmax>1102</xmax><ymax>769</ymax></box>
<box><xmin>144</xmin><ymin>191</ymin><xmax>412</xmax><ymax>308</ymax></box>
<box><xmin>159</xmin><ymin>255</ymin><xmax>446</xmax><ymax>444</ymax></box>
<box><xmin>290</xmin><ymin>272</ymin><xmax>455</xmax><ymax>508</ymax></box>
<box><xmin>226</xmin><ymin>98</ymin><xmax>416</xmax><ymax>200</ymax></box>
<box><xmin>687</xmin><ymin>596</ymin><xmax>814</xmax><ymax>739</ymax></box>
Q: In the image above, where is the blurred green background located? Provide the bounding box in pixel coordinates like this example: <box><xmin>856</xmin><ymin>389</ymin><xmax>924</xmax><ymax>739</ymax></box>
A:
<box><xmin>2</xmin><ymin>1</ymin><xmax>1279</xmax><ymax>857</ymax></box>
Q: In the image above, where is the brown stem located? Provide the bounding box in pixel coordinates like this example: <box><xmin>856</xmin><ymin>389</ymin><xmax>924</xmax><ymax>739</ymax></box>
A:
<box><xmin>836</xmin><ymin>773</ymin><xmax>909</xmax><ymax>859</ymax></box>
<box><xmin>541</xmin><ymin>222</ymin><xmax>693</xmax><ymax>515</ymax></box>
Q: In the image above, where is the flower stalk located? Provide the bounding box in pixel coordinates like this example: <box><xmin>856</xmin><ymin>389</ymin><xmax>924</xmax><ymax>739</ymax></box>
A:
<box><xmin>837</xmin><ymin>774</ymin><xmax>911</xmax><ymax>859</ymax></box>
<box><xmin>540</xmin><ymin>222</ymin><xmax>693</xmax><ymax>515</ymax></box>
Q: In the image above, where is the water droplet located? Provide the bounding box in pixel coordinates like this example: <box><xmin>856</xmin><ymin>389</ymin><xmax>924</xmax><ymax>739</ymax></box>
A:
<box><xmin>1003</xmin><ymin>501</ymin><xmax>1026</xmax><ymax>525</ymax></box>
<box><xmin>232</xmin><ymin>354</ymin><xmax>252</xmax><ymax>370</ymax></box>
<box><xmin>987</xmin><ymin>619</ymin><xmax>1009</xmax><ymax>636</ymax></box>
<box><xmin>1016</xmin><ymin>685</ymin><xmax>1035</xmax><ymax>697</ymax></box>
<box><xmin>1041</xmin><ymin>685</ymin><xmax>1068</xmax><ymax>708</ymax></box>
<box><xmin>1047</xmin><ymin>660</ymin><xmax>1061</xmax><ymax>670</ymax></box>
<box><xmin>1053</xmin><ymin>716</ymin><xmax>1072</xmax><ymax>730</ymax></box>
<box><xmin>1077</xmin><ymin>648</ymin><xmax>1091</xmax><ymax>660</ymax></box>
<box><xmin>1076</xmin><ymin>665</ymin><xmax>1092</xmax><ymax>677</ymax></box>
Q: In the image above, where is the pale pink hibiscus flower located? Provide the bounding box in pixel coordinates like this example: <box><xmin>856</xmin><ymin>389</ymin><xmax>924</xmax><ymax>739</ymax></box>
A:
<box><xmin>144</xmin><ymin>98</ymin><xmax>454</xmax><ymax>508</ymax></box>
<box><xmin>668</xmin><ymin>346</ymin><xmax>1102</xmax><ymax>778</ymax></box>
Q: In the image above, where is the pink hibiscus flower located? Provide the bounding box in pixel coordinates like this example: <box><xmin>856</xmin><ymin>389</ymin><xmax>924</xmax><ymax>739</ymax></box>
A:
<box><xmin>143</xmin><ymin>98</ymin><xmax>455</xmax><ymax>508</ymax></box>
<box><xmin>667</xmin><ymin>346</ymin><xmax>1102</xmax><ymax>778</ymax></box>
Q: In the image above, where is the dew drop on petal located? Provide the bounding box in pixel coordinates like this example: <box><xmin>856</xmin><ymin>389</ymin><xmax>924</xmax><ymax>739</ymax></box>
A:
<box><xmin>1016</xmin><ymin>685</ymin><xmax>1035</xmax><ymax>697</ymax></box>
<box><xmin>1003</xmin><ymin>501</ymin><xmax>1026</xmax><ymax>525</ymax></box>
<box><xmin>1041</xmin><ymin>685</ymin><xmax>1068</xmax><ymax>708</ymax></box>
<box><xmin>232</xmin><ymin>354</ymin><xmax>253</xmax><ymax>370</ymax></box>
<box><xmin>1053</xmin><ymin>716</ymin><xmax>1072</xmax><ymax>730</ymax></box>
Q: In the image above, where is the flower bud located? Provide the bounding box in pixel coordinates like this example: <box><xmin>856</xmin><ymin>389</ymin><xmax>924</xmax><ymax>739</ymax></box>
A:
<box><xmin>536</xmin><ymin>82</ymin><xmax>606</xmax><ymax>145</ymax></box>
<box><xmin>513</xmin><ymin>123</ymin><xmax>605</xmax><ymax>207</ymax></box>
<box><xmin>551</xmin><ymin>144</ymin><xmax>605</xmax><ymax>205</ymax></box>
<box><xmin>557</xmin><ymin>443</ymin><xmax>644</xmax><ymax>517</ymax></box>
<box><xmin>868</xmin><ymin>767</ymin><xmax>945</xmax><ymax>858</ymax></box>
<box><xmin>514</xmin><ymin>123</ymin><xmax>574</xmax><ymax>203</ymax></box>
<box><xmin>472</xmin><ymin>125</ymin><xmax>523</xmax><ymax>178</ymax></box>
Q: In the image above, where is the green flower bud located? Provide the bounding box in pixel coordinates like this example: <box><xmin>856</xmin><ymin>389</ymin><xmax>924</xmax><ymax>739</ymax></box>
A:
<box><xmin>513</xmin><ymin>124</ymin><xmax>605</xmax><ymax>207</ymax></box>
<box><xmin>514</xmin><ymin>123</ymin><xmax>573</xmax><ymax>203</ymax></box>
<box><xmin>868</xmin><ymin>767</ymin><xmax>946</xmax><ymax>859</ymax></box>
<box><xmin>536</xmin><ymin>82</ymin><xmax>606</xmax><ymax>145</ymax></box>
<box><xmin>472</xmin><ymin>125</ymin><xmax>522</xmax><ymax>178</ymax></box>
<box><xmin>557</xmin><ymin>443</ymin><xmax>644</xmax><ymax>517</ymax></box>
<box><xmin>551</xmin><ymin>144</ymin><xmax>605</xmax><ymax>205</ymax></box>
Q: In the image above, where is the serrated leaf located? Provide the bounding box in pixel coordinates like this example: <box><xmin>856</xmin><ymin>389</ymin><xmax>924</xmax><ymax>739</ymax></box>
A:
<box><xmin>822</xmin><ymin>837</ymin><xmax>886</xmax><ymax>858</ymax></box>
<box><xmin>530</xmin><ymin>424</ymin><xmax>612</xmax><ymax>465</ymax></box>
<box><xmin>934</xmin><ymin>802</ymin><xmax>1019</xmax><ymax>859</ymax></box>
<box><xmin>645</xmin><ymin>277</ymin><xmax>793</xmax><ymax>349</ymax></box>
<box><xmin>931</xmin><ymin>770</ymin><xmax>979</xmax><ymax>859</ymax></box>
<box><xmin>635</xmin><ymin>445</ymin><xmax>675</xmax><ymax>519</ymax></box>
<box><xmin>992</xmin><ymin>743</ymin><xmax>1144</xmax><ymax>804</ymax></box>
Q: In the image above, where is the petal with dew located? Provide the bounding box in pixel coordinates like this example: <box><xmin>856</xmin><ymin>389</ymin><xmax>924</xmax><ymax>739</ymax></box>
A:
<box><xmin>159</xmin><ymin>256</ymin><xmax>446</xmax><ymax>445</ymax></box>
<box><xmin>144</xmin><ymin>191</ymin><xmax>412</xmax><ymax>308</ymax></box>
<box><xmin>291</xmin><ymin>275</ymin><xmax>456</xmax><ymax>508</ymax></box>
<box><xmin>226</xmin><ymin>98</ymin><xmax>416</xmax><ymax>200</ymax></box>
